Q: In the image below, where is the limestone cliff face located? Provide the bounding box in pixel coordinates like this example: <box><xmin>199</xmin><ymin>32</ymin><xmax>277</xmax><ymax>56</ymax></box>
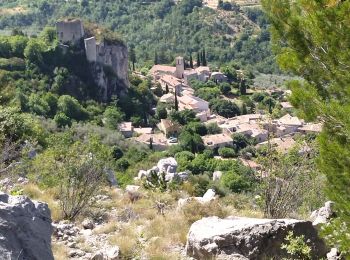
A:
<box><xmin>90</xmin><ymin>41</ymin><xmax>129</xmax><ymax>101</ymax></box>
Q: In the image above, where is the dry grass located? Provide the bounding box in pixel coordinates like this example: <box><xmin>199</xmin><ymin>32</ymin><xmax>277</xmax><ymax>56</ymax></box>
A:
<box><xmin>52</xmin><ymin>242</ymin><xmax>68</xmax><ymax>260</ymax></box>
<box><xmin>0</xmin><ymin>6</ymin><xmax>28</xmax><ymax>15</ymax></box>
<box><xmin>93</xmin><ymin>220</ymin><xmax>119</xmax><ymax>235</ymax></box>
<box><xmin>109</xmin><ymin>223</ymin><xmax>140</xmax><ymax>258</ymax></box>
<box><xmin>22</xmin><ymin>183</ymin><xmax>63</xmax><ymax>221</ymax></box>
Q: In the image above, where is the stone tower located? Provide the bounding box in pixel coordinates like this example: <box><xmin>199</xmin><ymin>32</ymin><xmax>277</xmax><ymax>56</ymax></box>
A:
<box><xmin>56</xmin><ymin>19</ymin><xmax>84</xmax><ymax>45</ymax></box>
<box><xmin>175</xmin><ymin>56</ymin><xmax>184</xmax><ymax>79</ymax></box>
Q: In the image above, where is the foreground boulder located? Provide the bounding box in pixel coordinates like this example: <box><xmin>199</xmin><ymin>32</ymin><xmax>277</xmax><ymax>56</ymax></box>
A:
<box><xmin>186</xmin><ymin>216</ymin><xmax>327</xmax><ymax>259</ymax></box>
<box><xmin>0</xmin><ymin>193</ymin><xmax>53</xmax><ymax>260</ymax></box>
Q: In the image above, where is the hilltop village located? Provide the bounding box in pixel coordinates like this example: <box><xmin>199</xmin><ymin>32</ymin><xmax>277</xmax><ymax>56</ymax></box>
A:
<box><xmin>119</xmin><ymin>55</ymin><xmax>321</xmax><ymax>169</ymax></box>
<box><xmin>0</xmin><ymin>0</ymin><xmax>344</xmax><ymax>259</ymax></box>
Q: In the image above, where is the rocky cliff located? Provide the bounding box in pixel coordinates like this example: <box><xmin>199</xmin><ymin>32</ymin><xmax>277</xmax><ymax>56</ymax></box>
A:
<box><xmin>91</xmin><ymin>41</ymin><xmax>129</xmax><ymax>101</ymax></box>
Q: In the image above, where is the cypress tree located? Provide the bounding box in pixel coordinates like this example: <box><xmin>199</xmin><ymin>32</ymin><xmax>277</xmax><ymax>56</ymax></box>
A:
<box><xmin>242</xmin><ymin>103</ymin><xmax>248</xmax><ymax>115</ymax></box>
<box><xmin>239</xmin><ymin>78</ymin><xmax>247</xmax><ymax>95</ymax></box>
<box><xmin>174</xmin><ymin>91</ymin><xmax>179</xmax><ymax>111</ymax></box>
<box><xmin>149</xmin><ymin>137</ymin><xmax>153</xmax><ymax>150</ymax></box>
<box><xmin>165</xmin><ymin>84</ymin><xmax>169</xmax><ymax>94</ymax></box>
<box><xmin>154</xmin><ymin>51</ymin><xmax>158</xmax><ymax>65</ymax></box>
<box><xmin>190</xmin><ymin>53</ymin><xmax>193</xmax><ymax>68</ymax></box>
<box><xmin>197</xmin><ymin>52</ymin><xmax>201</xmax><ymax>67</ymax></box>
<box><xmin>129</xmin><ymin>46</ymin><xmax>136</xmax><ymax>71</ymax></box>
<box><xmin>202</xmin><ymin>49</ymin><xmax>207</xmax><ymax>66</ymax></box>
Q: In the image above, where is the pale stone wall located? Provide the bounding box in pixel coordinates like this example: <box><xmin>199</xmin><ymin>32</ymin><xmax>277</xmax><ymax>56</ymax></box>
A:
<box><xmin>84</xmin><ymin>37</ymin><xmax>97</xmax><ymax>62</ymax></box>
<box><xmin>56</xmin><ymin>19</ymin><xmax>84</xmax><ymax>44</ymax></box>
<box><xmin>175</xmin><ymin>57</ymin><xmax>184</xmax><ymax>79</ymax></box>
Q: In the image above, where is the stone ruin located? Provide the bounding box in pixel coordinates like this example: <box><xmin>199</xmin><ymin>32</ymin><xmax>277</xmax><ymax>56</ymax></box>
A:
<box><xmin>55</xmin><ymin>19</ymin><xmax>129</xmax><ymax>101</ymax></box>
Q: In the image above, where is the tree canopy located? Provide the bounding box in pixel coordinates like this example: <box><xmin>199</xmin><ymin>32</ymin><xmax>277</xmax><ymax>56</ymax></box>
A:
<box><xmin>262</xmin><ymin>0</ymin><xmax>350</xmax><ymax>253</ymax></box>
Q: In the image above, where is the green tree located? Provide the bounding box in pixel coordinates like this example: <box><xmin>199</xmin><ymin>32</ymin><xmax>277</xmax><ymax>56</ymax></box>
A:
<box><xmin>239</xmin><ymin>78</ymin><xmax>247</xmax><ymax>95</ymax></box>
<box><xmin>165</xmin><ymin>84</ymin><xmax>169</xmax><ymax>94</ymax></box>
<box><xmin>202</xmin><ymin>48</ymin><xmax>207</xmax><ymax>66</ymax></box>
<box><xmin>189</xmin><ymin>53</ymin><xmax>193</xmax><ymax>68</ymax></box>
<box><xmin>174</xmin><ymin>91</ymin><xmax>179</xmax><ymax>111</ymax></box>
<box><xmin>103</xmin><ymin>106</ymin><xmax>124</xmax><ymax>129</ymax></box>
<box><xmin>129</xmin><ymin>46</ymin><xmax>136</xmax><ymax>71</ymax></box>
<box><xmin>197</xmin><ymin>52</ymin><xmax>201</xmax><ymax>67</ymax></box>
<box><xmin>232</xmin><ymin>133</ymin><xmax>250</xmax><ymax>151</ymax></box>
<box><xmin>262</xmin><ymin>1</ymin><xmax>350</xmax><ymax>251</ymax></box>
<box><xmin>154</xmin><ymin>51</ymin><xmax>158</xmax><ymax>65</ymax></box>
<box><xmin>210</xmin><ymin>99</ymin><xmax>240</xmax><ymax>118</ymax></box>
<box><xmin>24</xmin><ymin>38</ymin><xmax>45</xmax><ymax>65</ymax></box>
<box><xmin>57</xmin><ymin>95</ymin><xmax>89</xmax><ymax>121</ymax></box>
<box><xmin>54</xmin><ymin>112</ymin><xmax>72</xmax><ymax>128</ymax></box>
<box><xmin>179</xmin><ymin>129</ymin><xmax>204</xmax><ymax>154</ymax></box>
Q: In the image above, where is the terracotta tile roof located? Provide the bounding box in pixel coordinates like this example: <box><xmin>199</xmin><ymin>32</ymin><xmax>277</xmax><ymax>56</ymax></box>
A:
<box><xmin>150</xmin><ymin>65</ymin><xmax>176</xmax><ymax>75</ymax></box>
<box><xmin>202</xmin><ymin>134</ymin><xmax>233</xmax><ymax>146</ymax></box>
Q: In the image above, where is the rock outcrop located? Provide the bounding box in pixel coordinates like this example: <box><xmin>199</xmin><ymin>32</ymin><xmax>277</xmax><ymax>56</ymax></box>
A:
<box><xmin>0</xmin><ymin>193</ymin><xmax>53</xmax><ymax>260</ymax></box>
<box><xmin>186</xmin><ymin>216</ymin><xmax>327</xmax><ymax>259</ymax></box>
<box><xmin>310</xmin><ymin>201</ymin><xmax>335</xmax><ymax>226</ymax></box>
<box><xmin>178</xmin><ymin>189</ymin><xmax>217</xmax><ymax>209</ymax></box>
<box><xmin>137</xmin><ymin>157</ymin><xmax>188</xmax><ymax>184</ymax></box>
<box><xmin>91</xmin><ymin>41</ymin><xmax>129</xmax><ymax>101</ymax></box>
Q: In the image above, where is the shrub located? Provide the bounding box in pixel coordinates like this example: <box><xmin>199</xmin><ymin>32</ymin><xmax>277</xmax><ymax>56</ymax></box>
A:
<box><xmin>221</xmin><ymin>169</ymin><xmax>255</xmax><ymax>193</ymax></box>
<box><xmin>218</xmin><ymin>147</ymin><xmax>236</xmax><ymax>158</ymax></box>
<box><xmin>54</xmin><ymin>112</ymin><xmax>72</xmax><ymax>128</ymax></box>
<box><xmin>30</xmin><ymin>134</ymin><xmax>112</xmax><ymax>220</ymax></box>
<box><xmin>103</xmin><ymin>106</ymin><xmax>124</xmax><ymax>129</ymax></box>
<box><xmin>281</xmin><ymin>231</ymin><xmax>311</xmax><ymax>260</ymax></box>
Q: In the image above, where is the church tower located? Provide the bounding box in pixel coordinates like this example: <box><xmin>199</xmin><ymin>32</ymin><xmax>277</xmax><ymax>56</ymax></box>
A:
<box><xmin>175</xmin><ymin>56</ymin><xmax>184</xmax><ymax>79</ymax></box>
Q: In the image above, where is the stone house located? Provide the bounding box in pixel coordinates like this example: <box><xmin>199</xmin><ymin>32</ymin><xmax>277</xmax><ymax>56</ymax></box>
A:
<box><xmin>159</xmin><ymin>74</ymin><xmax>183</xmax><ymax>93</ymax></box>
<box><xmin>157</xmin><ymin>119</ymin><xmax>181</xmax><ymax>137</ymax></box>
<box><xmin>202</xmin><ymin>134</ymin><xmax>233</xmax><ymax>149</ymax></box>
<box><xmin>178</xmin><ymin>94</ymin><xmax>209</xmax><ymax>113</ymax></box>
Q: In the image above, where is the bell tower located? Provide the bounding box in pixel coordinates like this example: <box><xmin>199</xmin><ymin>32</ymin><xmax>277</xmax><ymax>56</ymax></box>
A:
<box><xmin>175</xmin><ymin>56</ymin><xmax>184</xmax><ymax>79</ymax></box>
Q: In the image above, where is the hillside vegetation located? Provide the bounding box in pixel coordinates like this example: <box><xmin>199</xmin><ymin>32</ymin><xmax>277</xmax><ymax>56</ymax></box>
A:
<box><xmin>0</xmin><ymin>0</ymin><xmax>277</xmax><ymax>73</ymax></box>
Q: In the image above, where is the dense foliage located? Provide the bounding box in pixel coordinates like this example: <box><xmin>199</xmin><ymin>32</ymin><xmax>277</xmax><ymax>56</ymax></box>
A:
<box><xmin>262</xmin><ymin>0</ymin><xmax>350</xmax><ymax>253</ymax></box>
<box><xmin>0</xmin><ymin>0</ymin><xmax>278</xmax><ymax>73</ymax></box>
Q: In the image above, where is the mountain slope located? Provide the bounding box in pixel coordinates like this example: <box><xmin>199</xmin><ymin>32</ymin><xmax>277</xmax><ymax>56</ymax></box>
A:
<box><xmin>0</xmin><ymin>0</ymin><xmax>276</xmax><ymax>73</ymax></box>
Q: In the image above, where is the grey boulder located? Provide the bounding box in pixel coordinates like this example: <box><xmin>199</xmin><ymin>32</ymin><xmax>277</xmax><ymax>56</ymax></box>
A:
<box><xmin>0</xmin><ymin>193</ymin><xmax>53</xmax><ymax>260</ymax></box>
<box><xmin>310</xmin><ymin>201</ymin><xmax>335</xmax><ymax>226</ymax></box>
<box><xmin>186</xmin><ymin>216</ymin><xmax>327</xmax><ymax>259</ymax></box>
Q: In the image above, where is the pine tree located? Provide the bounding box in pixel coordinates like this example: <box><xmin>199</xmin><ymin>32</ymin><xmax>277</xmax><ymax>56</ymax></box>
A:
<box><xmin>197</xmin><ymin>52</ymin><xmax>201</xmax><ymax>67</ymax></box>
<box><xmin>174</xmin><ymin>91</ymin><xmax>178</xmax><ymax>111</ymax></box>
<box><xmin>165</xmin><ymin>84</ymin><xmax>169</xmax><ymax>94</ymax></box>
<box><xmin>190</xmin><ymin>53</ymin><xmax>193</xmax><ymax>68</ymax></box>
<box><xmin>262</xmin><ymin>0</ymin><xmax>350</xmax><ymax>253</ymax></box>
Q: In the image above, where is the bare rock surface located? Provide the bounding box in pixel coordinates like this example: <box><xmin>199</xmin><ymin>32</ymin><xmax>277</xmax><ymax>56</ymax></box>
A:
<box><xmin>186</xmin><ymin>216</ymin><xmax>327</xmax><ymax>259</ymax></box>
<box><xmin>0</xmin><ymin>193</ymin><xmax>53</xmax><ymax>260</ymax></box>
<box><xmin>310</xmin><ymin>201</ymin><xmax>335</xmax><ymax>226</ymax></box>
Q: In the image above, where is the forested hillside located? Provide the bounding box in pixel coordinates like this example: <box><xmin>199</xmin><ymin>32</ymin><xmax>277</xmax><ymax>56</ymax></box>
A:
<box><xmin>0</xmin><ymin>0</ymin><xmax>277</xmax><ymax>73</ymax></box>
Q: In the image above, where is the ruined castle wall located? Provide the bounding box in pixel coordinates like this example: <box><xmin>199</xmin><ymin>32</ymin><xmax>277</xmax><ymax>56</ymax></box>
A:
<box><xmin>56</xmin><ymin>19</ymin><xmax>84</xmax><ymax>44</ymax></box>
<box><xmin>84</xmin><ymin>37</ymin><xmax>97</xmax><ymax>62</ymax></box>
